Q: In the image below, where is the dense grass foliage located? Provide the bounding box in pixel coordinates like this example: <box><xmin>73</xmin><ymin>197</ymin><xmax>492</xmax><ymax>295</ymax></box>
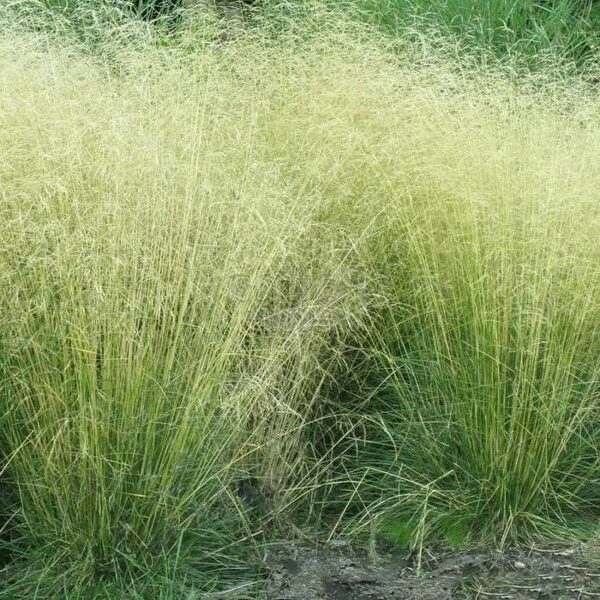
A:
<box><xmin>355</xmin><ymin>0</ymin><xmax>600</xmax><ymax>63</ymax></box>
<box><xmin>247</xmin><ymin>0</ymin><xmax>600</xmax><ymax>67</ymax></box>
<box><xmin>338</xmin><ymin>85</ymin><xmax>600</xmax><ymax>548</ymax></box>
<box><xmin>0</xmin><ymin>30</ymin><xmax>377</xmax><ymax>595</ymax></box>
<box><xmin>0</xmin><ymin>1</ymin><xmax>599</xmax><ymax>598</ymax></box>
<box><xmin>20</xmin><ymin>0</ymin><xmax>600</xmax><ymax>68</ymax></box>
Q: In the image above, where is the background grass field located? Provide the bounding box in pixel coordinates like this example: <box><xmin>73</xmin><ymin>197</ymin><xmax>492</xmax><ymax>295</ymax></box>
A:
<box><xmin>0</xmin><ymin>1</ymin><xmax>599</xmax><ymax>597</ymax></box>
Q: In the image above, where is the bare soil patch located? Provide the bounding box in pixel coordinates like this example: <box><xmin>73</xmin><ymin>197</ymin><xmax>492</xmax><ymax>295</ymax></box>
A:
<box><xmin>261</xmin><ymin>542</ymin><xmax>600</xmax><ymax>599</ymax></box>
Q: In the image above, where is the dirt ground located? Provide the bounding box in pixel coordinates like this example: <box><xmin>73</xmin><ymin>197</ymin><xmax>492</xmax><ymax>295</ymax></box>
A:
<box><xmin>258</xmin><ymin>542</ymin><xmax>600</xmax><ymax>599</ymax></box>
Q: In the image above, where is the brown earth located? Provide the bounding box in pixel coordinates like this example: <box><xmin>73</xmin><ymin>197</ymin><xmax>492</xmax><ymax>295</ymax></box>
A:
<box><xmin>257</xmin><ymin>542</ymin><xmax>600</xmax><ymax>599</ymax></box>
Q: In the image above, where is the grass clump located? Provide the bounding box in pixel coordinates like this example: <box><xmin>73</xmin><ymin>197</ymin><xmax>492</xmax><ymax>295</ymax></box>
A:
<box><xmin>0</xmin><ymin>29</ymin><xmax>375</xmax><ymax>595</ymax></box>
<box><xmin>339</xmin><ymin>70</ymin><xmax>600</xmax><ymax>548</ymax></box>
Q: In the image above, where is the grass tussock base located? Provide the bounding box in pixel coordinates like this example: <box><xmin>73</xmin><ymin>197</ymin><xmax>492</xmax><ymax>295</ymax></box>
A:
<box><xmin>0</xmin><ymin>16</ymin><xmax>599</xmax><ymax>597</ymax></box>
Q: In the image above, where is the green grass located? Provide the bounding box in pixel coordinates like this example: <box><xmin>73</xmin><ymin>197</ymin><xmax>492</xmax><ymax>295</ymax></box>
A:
<box><xmin>0</xmin><ymin>1</ymin><xmax>599</xmax><ymax>597</ymax></box>
<box><xmin>18</xmin><ymin>0</ymin><xmax>600</xmax><ymax>68</ymax></box>
<box><xmin>364</xmin><ymin>146</ymin><xmax>600</xmax><ymax>544</ymax></box>
<box><xmin>256</xmin><ymin>0</ymin><xmax>600</xmax><ymax>67</ymax></box>
<box><xmin>0</xmin><ymin>25</ymin><xmax>375</xmax><ymax>595</ymax></box>
<box><xmin>358</xmin><ymin>0</ymin><xmax>600</xmax><ymax>62</ymax></box>
<box><xmin>329</xmin><ymin>71</ymin><xmax>600</xmax><ymax>548</ymax></box>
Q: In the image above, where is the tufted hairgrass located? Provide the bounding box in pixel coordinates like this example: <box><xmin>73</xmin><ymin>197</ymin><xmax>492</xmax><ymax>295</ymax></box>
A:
<box><xmin>0</xmin><ymin>25</ymin><xmax>376</xmax><ymax>595</ymax></box>
<box><xmin>0</xmin><ymin>2</ymin><xmax>599</xmax><ymax>596</ymax></box>
<box><xmin>330</xmin><ymin>62</ymin><xmax>600</xmax><ymax>549</ymax></box>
